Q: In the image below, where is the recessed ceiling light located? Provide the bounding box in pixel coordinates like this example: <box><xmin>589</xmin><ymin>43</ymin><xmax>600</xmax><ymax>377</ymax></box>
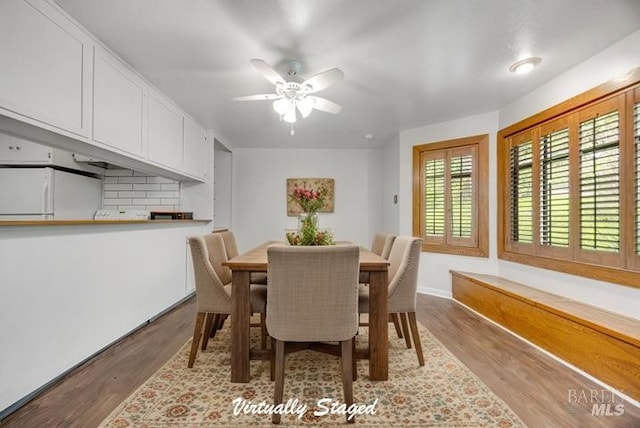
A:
<box><xmin>363</xmin><ymin>133</ymin><xmax>375</xmax><ymax>141</ymax></box>
<box><xmin>509</xmin><ymin>57</ymin><xmax>541</xmax><ymax>74</ymax></box>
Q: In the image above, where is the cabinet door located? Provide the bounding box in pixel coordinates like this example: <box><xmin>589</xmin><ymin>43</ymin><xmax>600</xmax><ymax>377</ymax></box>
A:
<box><xmin>93</xmin><ymin>46</ymin><xmax>145</xmax><ymax>158</ymax></box>
<box><xmin>0</xmin><ymin>134</ymin><xmax>51</xmax><ymax>163</ymax></box>
<box><xmin>147</xmin><ymin>91</ymin><xmax>183</xmax><ymax>171</ymax></box>
<box><xmin>0</xmin><ymin>0</ymin><xmax>90</xmax><ymax>137</ymax></box>
<box><xmin>183</xmin><ymin>117</ymin><xmax>207</xmax><ymax>180</ymax></box>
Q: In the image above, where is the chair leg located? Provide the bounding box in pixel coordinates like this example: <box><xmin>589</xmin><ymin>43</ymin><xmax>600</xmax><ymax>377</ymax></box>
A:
<box><xmin>390</xmin><ymin>313</ymin><xmax>403</xmax><ymax>338</ymax></box>
<box><xmin>188</xmin><ymin>312</ymin><xmax>206</xmax><ymax>368</ymax></box>
<box><xmin>270</xmin><ymin>337</ymin><xmax>276</xmax><ymax>381</ymax></box>
<box><xmin>341</xmin><ymin>339</ymin><xmax>355</xmax><ymax>424</ymax></box>
<box><xmin>260</xmin><ymin>313</ymin><xmax>267</xmax><ymax>350</ymax></box>
<box><xmin>273</xmin><ymin>339</ymin><xmax>285</xmax><ymax>425</ymax></box>
<box><xmin>217</xmin><ymin>314</ymin><xmax>227</xmax><ymax>330</ymax></box>
<box><xmin>407</xmin><ymin>312</ymin><xmax>425</xmax><ymax>366</ymax></box>
<box><xmin>200</xmin><ymin>312</ymin><xmax>215</xmax><ymax>351</ymax></box>
<box><xmin>399</xmin><ymin>313</ymin><xmax>412</xmax><ymax>348</ymax></box>
<box><xmin>352</xmin><ymin>336</ymin><xmax>357</xmax><ymax>381</ymax></box>
<box><xmin>209</xmin><ymin>313</ymin><xmax>221</xmax><ymax>338</ymax></box>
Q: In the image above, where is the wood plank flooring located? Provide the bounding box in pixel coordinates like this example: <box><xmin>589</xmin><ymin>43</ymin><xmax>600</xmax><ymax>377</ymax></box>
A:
<box><xmin>2</xmin><ymin>294</ymin><xmax>638</xmax><ymax>427</ymax></box>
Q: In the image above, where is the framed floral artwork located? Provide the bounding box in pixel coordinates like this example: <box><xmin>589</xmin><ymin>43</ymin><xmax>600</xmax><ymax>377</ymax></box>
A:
<box><xmin>287</xmin><ymin>178</ymin><xmax>335</xmax><ymax>215</ymax></box>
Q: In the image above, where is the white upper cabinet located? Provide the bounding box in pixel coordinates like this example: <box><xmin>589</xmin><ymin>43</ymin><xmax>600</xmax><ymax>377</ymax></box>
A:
<box><xmin>0</xmin><ymin>0</ymin><xmax>208</xmax><ymax>182</ymax></box>
<box><xmin>93</xmin><ymin>46</ymin><xmax>146</xmax><ymax>158</ymax></box>
<box><xmin>0</xmin><ymin>134</ymin><xmax>51</xmax><ymax>163</ymax></box>
<box><xmin>183</xmin><ymin>117</ymin><xmax>208</xmax><ymax>180</ymax></box>
<box><xmin>147</xmin><ymin>90</ymin><xmax>183</xmax><ymax>171</ymax></box>
<box><xmin>0</xmin><ymin>0</ymin><xmax>91</xmax><ymax>137</ymax></box>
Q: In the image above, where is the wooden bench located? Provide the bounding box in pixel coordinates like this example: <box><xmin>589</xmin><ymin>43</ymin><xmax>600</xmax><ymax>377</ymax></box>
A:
<box><xmin>451</xmin><ymin>271</ymin><xmax>640</xmax><ymax>401</ymax></box>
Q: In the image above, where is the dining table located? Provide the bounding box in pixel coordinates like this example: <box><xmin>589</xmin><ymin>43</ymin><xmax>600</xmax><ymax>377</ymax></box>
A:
<box><xmin>222</xmin><ymin>241</ymin><xmax>390</xmax><ymax>383</ymax></box>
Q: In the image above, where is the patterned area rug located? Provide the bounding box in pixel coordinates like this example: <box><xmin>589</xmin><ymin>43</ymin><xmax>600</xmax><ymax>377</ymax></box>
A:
<box><xmin>100</xmin><ymin>319</ymin><xmax>526</xmax><ymax>427</ymax></box>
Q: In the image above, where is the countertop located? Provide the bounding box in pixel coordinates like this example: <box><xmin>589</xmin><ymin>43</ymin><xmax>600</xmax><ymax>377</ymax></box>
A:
<box><xmin>0</xmin><ymin>219</ymin><xmax>212</xmax><ymax>227</ymax></box>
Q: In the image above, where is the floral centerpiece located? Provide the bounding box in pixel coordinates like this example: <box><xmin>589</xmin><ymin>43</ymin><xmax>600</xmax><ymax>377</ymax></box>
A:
<box><xmin>286</xmin><ymin>182</ymin><xmax>334</xmax><ymax>246</ymax></box>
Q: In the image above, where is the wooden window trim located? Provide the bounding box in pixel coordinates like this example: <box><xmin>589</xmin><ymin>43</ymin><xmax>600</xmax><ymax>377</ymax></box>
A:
<box><xmin>413</xmin><ymin>134</ymin><xmax>489</xmax><ymax>257</ymax></box>
<box><xmin>498</xmin><ymin>68</ymin><xmax>640</xmax><ymax>289</ymax></box>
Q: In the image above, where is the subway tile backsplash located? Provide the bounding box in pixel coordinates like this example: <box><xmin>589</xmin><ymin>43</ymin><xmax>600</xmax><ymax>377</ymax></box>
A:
<box><xmin>102</xmin><ymin>168</ymin><xmax>180</xmax><ymax>211</ymax></box>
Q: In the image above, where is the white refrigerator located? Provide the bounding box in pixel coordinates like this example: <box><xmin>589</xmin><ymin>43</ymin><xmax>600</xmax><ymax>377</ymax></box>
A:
<box><xmin>0</xmin><ymin>167</ymin><xmax>102</xmax><ymax>220</ymax></box>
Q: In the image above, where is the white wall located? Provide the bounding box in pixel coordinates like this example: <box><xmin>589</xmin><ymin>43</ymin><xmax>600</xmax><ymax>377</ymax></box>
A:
<box><xmin>213</xmin><ymin>149</ymin><xmax>233</xmax><ymax>229</ymax></box>
<box><xmin>381</xmin><ymin>134</ymin><xmax>400</xmax><ymax>233</ymax></box>
<box><xmin>398</xmin><ymin>112</ymin><xmax>500</xmax><ymax>297</ymax></box>
<box><xmin>388</xmin><ymin>30</ymin><xmax>640</xmax><ymax>317</ymax></box>
<box><xmin>0</xmin><ymin>222</ymin><xmax>208</xmax><ymax>412</ymax></box>
<box><xmin>231</xmin><ymin>148</ymin><xmax>383</xmax><ymax>251</ymax></box>
<box><xmin>494</xmin><ymin>29</ymin><xmax>640</xmax><ymax>320</ymax></box>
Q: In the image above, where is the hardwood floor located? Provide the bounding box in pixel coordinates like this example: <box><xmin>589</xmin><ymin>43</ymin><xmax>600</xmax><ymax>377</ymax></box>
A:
<box><xmin>1</xmin><ymin>294</ymin><xmax>638</xmax><ymax>427</ymax></box>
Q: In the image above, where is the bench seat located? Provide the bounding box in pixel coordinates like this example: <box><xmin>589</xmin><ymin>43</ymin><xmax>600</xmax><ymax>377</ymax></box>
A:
<box><xmin>451</xmin><ymin>271</ymin><xmax>640</xmax><ymax>401</ymax></box>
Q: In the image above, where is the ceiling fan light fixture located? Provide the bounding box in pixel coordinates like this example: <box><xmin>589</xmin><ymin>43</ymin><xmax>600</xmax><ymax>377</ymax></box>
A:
<box><xmin>273</xmin><ymin>98</ymin><xmax>290</xmax><ymax>115</ymax></box>
<box><xmin>283</xmin><ymin>103</ymin><xmax>297</xmax><ymax>123</ymax></box>
<box><xmin>509</xmin><ymin>57</ymin><xmax>541</xmax><ymax>74</ymax></box>
<box><xmin>297</xmin><ymin>97</ymin><xmax>315</xmax><ymax>118</ymax></box>
<box><xmin>236</xmin><ymin>59</ymin><xmax>344</xmax><ymax>134</ymax></box>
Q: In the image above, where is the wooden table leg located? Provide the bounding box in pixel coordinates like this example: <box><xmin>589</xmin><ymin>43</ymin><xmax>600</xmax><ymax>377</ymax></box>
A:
<box><xmin>368</xmin><ymin>270</ymin><xmax>388</xmax><ymax>380</ymax></box>
<box><xmin>231</xmin><ymin>270</ymin><xmax>251</xmax><ymax>382</ymax></box>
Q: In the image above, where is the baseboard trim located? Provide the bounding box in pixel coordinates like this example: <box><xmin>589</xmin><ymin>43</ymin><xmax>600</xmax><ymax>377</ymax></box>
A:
<box><xmin>418</xmin><ymin>287</ymin><xmax>452</xmax><ymax>299</ymax></box>
<box><xmin>0</xmin><ymin>292</ymin><xmax>196</xmax><ymax>422</ymax></box>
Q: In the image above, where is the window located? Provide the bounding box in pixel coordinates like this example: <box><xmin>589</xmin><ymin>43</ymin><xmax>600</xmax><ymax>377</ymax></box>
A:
<box><xmin>413</xmin><ymin>134</ymin><xmax>488</xmax><ymax>257</ymax></box>
<box><xmin>498</xmin><ymin>72</ymin><xmax>640</xmax><ymax>288</ymax></box>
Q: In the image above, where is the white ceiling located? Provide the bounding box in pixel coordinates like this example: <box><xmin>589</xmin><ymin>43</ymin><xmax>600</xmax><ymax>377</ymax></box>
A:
<box><xmin>54</xmin><ymin>0</ymin><xmax>640</xmax><ymax>149</ymax></box>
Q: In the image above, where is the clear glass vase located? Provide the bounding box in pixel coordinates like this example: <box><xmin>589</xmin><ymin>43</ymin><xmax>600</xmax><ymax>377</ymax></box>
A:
<box><xmin>297</xmin><ymin>212</ymin><xmax>319</xmax><ymax>233</ymax></box>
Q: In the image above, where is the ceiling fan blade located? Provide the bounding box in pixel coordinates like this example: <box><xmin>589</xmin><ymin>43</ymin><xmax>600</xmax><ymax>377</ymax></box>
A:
<box><xmin>310</xmin><ymin>96</ymin><xmax>342</xmax><ymax>114</ymax></box>
<box><xmin>250</xmin><ymin>59</ymin><xmax>285</xmax><ymax>86</ymax></box>
<box><xmin>233</xmin><ymin>94</ymin><xmax>280</xmax><ymax>101</ymax></box>
<box><xmin>302</xmin><ymin>68</ymin><xmax>344</xmax><ymax>93</ymax></box>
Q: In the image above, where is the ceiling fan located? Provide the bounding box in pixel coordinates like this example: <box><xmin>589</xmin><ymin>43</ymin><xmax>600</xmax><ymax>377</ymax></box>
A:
<box><xmin>234</xmin><ymin>59</ymin><xmax>344</xmax><ymax>135</ymax></box>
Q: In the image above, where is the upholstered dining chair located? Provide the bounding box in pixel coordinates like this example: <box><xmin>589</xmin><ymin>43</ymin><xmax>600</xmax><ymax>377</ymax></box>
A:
<box><xmin>359</xmin><ymin>233</ymin><xmax>396</xmax><ymax>284</ymax></box>
<box><xmin>215</xmin><ymin>229</ymin><xmax>268</xmax><ymax>285</ymax></box>
<box><xmin>187</xmin><ymin>234</ymin><xmax>267</xmax><ymax>368</ymax></box>
<box><xmin>358</xmin><ymin>236</ymin><xmax>425</xmax><ymax>366</ymax></box>
<box><xmin>371</xmin><ymin>232</ymin><xmax>396</xmax><ymax>259</ymax></box>
<box><xmin>267</xmin><ymin>245</ymin><xmax>360</xmax><ymax>425</ymax></box>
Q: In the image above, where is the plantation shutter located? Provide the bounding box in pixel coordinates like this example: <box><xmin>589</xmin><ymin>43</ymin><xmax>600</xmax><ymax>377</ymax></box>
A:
<box><xmin>509</xmin><ymin>139</ymin><xmax>534</xmax><ymax>245</ymax></box>
<box><xmin>635</xmin><ymin>101</ymin><xmax>640</xmax><ymax>256</ymax></box>
<box><xmin>422</xmin><ymin>151</ymin><xmax>446</xmax><ymax>241</ymax></box>
<box><xmin>414</xmin><ymin>134</ymin><xmax>487</xmax><ymax>257</ymax></box>
<box><xmin>449</xmin><ymin>146</ymin><xmax>477</xmax><ymax>247</ymax></box>
<box><xmin>578</xmin><ymin>109</ymin><xmax>620</xmax><ymax>253</ymax></box>
<box><xmin>539</xmin><ymin>126</ymin><xmax>570</xmax><ymax>248</ymax></box>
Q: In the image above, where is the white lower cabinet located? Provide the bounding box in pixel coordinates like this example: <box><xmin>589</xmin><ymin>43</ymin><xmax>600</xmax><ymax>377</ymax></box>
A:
<box><xmin>92</xmin><ymin>46</ymin><xmax>146</xmax><ymax>158</ymax></box>
<box><xmin>0</xmin><ymin>0</ymin><xmax>91</xmax><ymax>137</ymax></box>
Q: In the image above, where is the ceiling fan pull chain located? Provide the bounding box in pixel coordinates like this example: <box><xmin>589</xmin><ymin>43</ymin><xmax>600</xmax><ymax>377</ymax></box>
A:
<box><xmin>290</xmin><ymin>122</ymin><xmax>295</xmax><ymax>136</ymax></box>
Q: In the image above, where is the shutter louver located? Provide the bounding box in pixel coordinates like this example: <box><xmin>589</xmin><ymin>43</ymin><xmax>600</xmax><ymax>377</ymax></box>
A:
<box><xmin>424</xmin><ymin>157</ymin><xmax>445</xmax><ymax>236</ymax></box>
<box><xmin>510</xmin><ymin>142</ymin><xmax>533</xmax><ymax>243</ymax></box>
<box><xmin>635</xmin><ymin>102</ymin><xmax>640</xmax><ymax>255</ymax></box>
<box><xmin>450</xmin><ymin>154</ymin><xmax>473</xmax><ymax>238</ymax></box>
<box><xmin>540</xmin><ymin>128</ymin><xmax>570</xmax><ymax>247</ymax></box>
<box><xmin>579</xmin><ymin>111</ymin><xmax>620</xmax><ymax>252</ymax></box>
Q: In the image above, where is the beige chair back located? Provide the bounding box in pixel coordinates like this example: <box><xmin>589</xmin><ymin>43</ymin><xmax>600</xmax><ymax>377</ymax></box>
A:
<box><xmin>371</xmin><ymin>233</ymin><xmax>396</xmax><ymax>259</ymax></box>
<box><xmin>266</xmin><ymin>245</ymin><xmax>360</xmax><ymax>342</ymax></box>
<box><xmin>188</xmin><ymin>234</ymin><xmax>232</xmax><ymax>313</ymax></box>
<box><xmin>216</xmin><ymin>230</ymin><xmax>240</xmax><ymax>259</ymax></box>
<box><xmin>387</xmin><ymin>236</ymin><xmax>422</xmax><ymax>313</ymax></box>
